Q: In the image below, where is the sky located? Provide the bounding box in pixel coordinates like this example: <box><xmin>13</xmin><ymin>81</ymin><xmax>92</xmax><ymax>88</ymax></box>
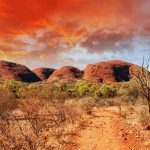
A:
<box><xmin>0</xmin><ymin>0</ymin><xmax>150</xmax><ymax>69</ymax></box>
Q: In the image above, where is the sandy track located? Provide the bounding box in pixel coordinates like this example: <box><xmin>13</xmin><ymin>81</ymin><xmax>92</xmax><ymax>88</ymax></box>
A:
<box><xmin>64</xmin><ymin>108</ymin><xmax>147</xmax><ymax>150</ymax></box>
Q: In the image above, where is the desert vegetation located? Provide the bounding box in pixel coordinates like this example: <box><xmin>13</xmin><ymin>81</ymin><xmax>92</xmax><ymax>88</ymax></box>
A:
<box><xmin>0</xmin><ymin>74</ymin><xmax>149</xmax><ymax>149</ymax></box>
<box><xmin>132</xmin><ymin>58</ymin><xmax>150</xmax><ymax>112</ymax></box>
<box><xmin>0</xmin><ymin>80</ymin><xmax>84</xmax><ymax>150</ymax></box>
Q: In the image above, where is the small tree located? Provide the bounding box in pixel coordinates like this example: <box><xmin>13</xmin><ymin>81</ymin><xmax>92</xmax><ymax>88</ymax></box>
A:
<box><xmin>133</xmin><ymin>57</ymin><xmax>150</xmax><ymax>112</ymax></box>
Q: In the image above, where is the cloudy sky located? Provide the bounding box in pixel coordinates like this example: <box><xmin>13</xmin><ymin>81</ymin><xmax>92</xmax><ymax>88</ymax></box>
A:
<box><xmin>0</xmin><ymin>0</ymin><xmax>150</xmax><ymax>69</ymax></box>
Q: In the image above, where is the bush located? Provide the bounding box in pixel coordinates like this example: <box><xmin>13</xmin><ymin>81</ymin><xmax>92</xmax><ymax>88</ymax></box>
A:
<box><xmin>80</xmin><ymin>98</ymin><xmax>97</xmax><ymax>115</ymax></box>
<box><xmin>0</xmin><ymin>86</ymin><xmax>19</xmax><ymax>114</ymax></box>
<box><xmin>19</xmin><ymin>84</ymin><xmax>56</xmax><ymax>103</ymax></box>
<box><xmin>0</xmin><ymin>98</ymin><xmax>83</xmax><ymax>150</ymax></box>
<box><xmin>99</xmin><ymin>84</ymin><xmax>117</xmax><ymax>98</ymax></box>
<box><xmin>117</xmin><ymin>79</ymin><xmax>141</xmax><ymax>104</ymax></box>
<box><xmin>1</xmin><ymin>80</ymin><xmax>26</xmax><ymax>98</ymax></box>
<box><xmin>64</xmin><ymin>80</ymin><xmax>117</xmax><ymax>99</ymax></box>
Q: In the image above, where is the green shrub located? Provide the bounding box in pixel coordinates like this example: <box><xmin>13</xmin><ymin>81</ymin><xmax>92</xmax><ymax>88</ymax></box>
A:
<box><xmin>117</xmin><ymin>79</ymin><xmax>141</xmax><ymax>104</ymax></box>
<box><xmin>98</xmin><ymin>84</ymin><xmax>117</xmax><ymax>98</ymax></box>
<box><xmin>1</xmin><ymin>80</ymin><xmax>26</xmax><ymax>98</ymax></box>
<box><xmin>63</xmin><ymin>80</ymin><xmax>118</xmax><ymax>99</ymax></box>
<box><xmin>76</xmin><ymin>81</ymin><xmax>91</xmax><ymax>96</ymax></box>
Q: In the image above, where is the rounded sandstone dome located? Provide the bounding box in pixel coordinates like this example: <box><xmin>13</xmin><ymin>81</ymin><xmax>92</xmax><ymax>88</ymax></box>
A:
<box><xmin>83</xmin><ymin>60</ymin><xmax>137</xmax><ymax>83</ymax></box>
<box><xmin>0</xmin><ymin>60</ymin><xmax>41</xmax><ymax>83</ymax></box>
<box><xmin>48</xmin><ymin>66</ymin><xmax>83</xmax><ymax>81</ymax></box>
<box><xmin>33</xmin><ymin>67</ymin><xmax>55</xmax><ymax>80</ymax></box>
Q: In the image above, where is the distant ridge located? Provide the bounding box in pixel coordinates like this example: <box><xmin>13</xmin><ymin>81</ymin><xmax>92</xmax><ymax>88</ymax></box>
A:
<box><xmin>0</xmin><ymin>60</ymin><xmax>140</xmax><ymax>83</ymax></box>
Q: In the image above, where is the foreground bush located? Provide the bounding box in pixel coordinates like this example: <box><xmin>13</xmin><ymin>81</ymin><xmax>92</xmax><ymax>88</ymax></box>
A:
<box><xmin>0</xmin><ymin>86</ymin><xmax>19</xmax><ymax>115</ymax></box>
<box><xmin>0</xmin><ymin>98</ymin><xmax>83</xmax><ymax>150</ymax></box>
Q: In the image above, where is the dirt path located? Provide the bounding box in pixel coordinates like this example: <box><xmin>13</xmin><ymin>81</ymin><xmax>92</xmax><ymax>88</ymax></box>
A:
<box><xmin>64</xmin><ymin>108</ymin><xmax>147</xmax><ymax>150</ymax></box>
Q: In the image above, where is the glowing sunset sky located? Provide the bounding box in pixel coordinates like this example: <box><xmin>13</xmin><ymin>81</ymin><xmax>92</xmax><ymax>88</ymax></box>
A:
<box><xmin>0</xmin><ymin>0</ymin><xmax>150</xmax><ymax>69</ymax></box>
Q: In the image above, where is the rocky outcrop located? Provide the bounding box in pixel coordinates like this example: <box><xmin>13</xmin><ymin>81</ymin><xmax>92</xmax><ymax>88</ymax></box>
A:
<box><xmin>0</xmin><ymin>59</ymin><xmax>140</xmax><ymax>83</ymax></box>
<box><xmin>33</xmin><ymin>67</ymin><xmax>55</xmax><ymax>80</ymax></box>
<box><xmin>48</xmin><ymin>66</ymin><xmax>83</xmax><ymax>81</ymax></box>
<box><xmin>0</xmin><ymin>60</ymin><xmax>41</xmax><ymax>82</ymax></box>
<box><xmin>83</xmin><ymin>60</ymin><xmax>137</xmax><ymax>83</ymax></box>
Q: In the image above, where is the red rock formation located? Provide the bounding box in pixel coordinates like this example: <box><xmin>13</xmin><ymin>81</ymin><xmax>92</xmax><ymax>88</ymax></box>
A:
<box><xmin>33</xmin><ymin>67</ymin><xmax>55</xmax><ymax>80</ymax></box>
<box><xmin>48</xmin><ymin>66</ymin><xmax>83</xmax><ymax>81</ymax></box>
<box><xmin>83</xmin><ymin>60</ymin><xmax>137</xmax><ymax>83</ymax></box>
<box><xmin>0</xmin><ymin>60</ymin><xmax>41</xmax><ymax>82</ymax></box>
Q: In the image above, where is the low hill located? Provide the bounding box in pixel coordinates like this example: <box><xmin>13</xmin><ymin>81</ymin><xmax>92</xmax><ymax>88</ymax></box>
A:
<box><xmin>48</xmin><ymin>66</ymin><xmax>83</xmax><ymax>81</ymax></box>
<box><xmin>83</xmin><ymin>60</ymin><xmax>137</xmax><ymax>83</ymax></box>
<box><xmin>33</xmin><ymin>67</ymin><xmax>55</xmax><ymax>80</ymax></box>
<box><xmin>0</xmin><ymin>60</ymin><xmax>41</xmax><ymax>83</ymax></box>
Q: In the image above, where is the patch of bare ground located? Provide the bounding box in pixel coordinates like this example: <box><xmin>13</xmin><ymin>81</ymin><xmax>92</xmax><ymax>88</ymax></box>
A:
<box><xmin>63</xmin><ymin>107</ymin><xmax>148</xmax><ymax>150</ymax></box>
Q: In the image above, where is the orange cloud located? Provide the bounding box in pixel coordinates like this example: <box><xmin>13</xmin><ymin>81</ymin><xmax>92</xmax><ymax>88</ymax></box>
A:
<box><xmin>0</xmin><ymin>0</ymin><xmax>147</xmax><ymax>35</ymax></box>
<box><xmin>0</xmin><ymin>0</ymin><xmax>150</xmax><ymax>68</ymax></box>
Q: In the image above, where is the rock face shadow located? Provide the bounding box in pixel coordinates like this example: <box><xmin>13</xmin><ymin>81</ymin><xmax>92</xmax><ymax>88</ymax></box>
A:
<box><xmin>113</xmin><ymin>65</ymin><xmax>130</xmax><ymax>82</ymax></box>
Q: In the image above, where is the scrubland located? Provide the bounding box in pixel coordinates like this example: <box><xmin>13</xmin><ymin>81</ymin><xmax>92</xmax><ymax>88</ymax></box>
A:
<box><xmin>0</xmin><ymin>79</ymin><xmax>150</xmax><ymax>149</ymax></box>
